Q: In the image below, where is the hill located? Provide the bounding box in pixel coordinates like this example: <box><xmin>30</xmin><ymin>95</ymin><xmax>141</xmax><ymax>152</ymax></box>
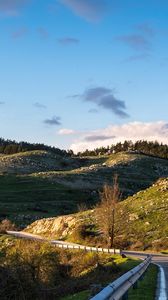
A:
<box><xmin>0</xmin><ymin>137</ymin><xmax>68</xmax><ymax>156</ymax></box>
<box><xmin>0</xmin><ymin>150</ymin><xmax>80</xmax><ymax>174</ymax></box>
<box><xmin>0</xmin><ymin>151</ymin><xmax>168</xmax><ymax>227</ymax></box>
<box><xmin>25</xmin><ymin>178</ymin><xmax>168</xmax><ymax>250</ymax></box>
<box><xmin>30</xmin><ymin>152</ymin><xmax>168</xmax><ymax>196</ymax></box>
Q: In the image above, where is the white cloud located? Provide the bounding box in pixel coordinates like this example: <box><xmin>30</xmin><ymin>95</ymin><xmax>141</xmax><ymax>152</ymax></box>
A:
<box><xmin>70</xmin><ymin>121</ymin><xmax>168</xmax><ymax>153</ymax></box>
<box><xmin>58</xmin><ymin>128</ymin><xmax>78</xmax><ymax>135</ymax></box>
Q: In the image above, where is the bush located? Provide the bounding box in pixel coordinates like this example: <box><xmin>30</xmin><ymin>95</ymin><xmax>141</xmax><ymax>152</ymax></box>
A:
<box><xmin>0</xmin><ymin>219</ymin><xmax>17</xmax><ymax>234</ymax></box>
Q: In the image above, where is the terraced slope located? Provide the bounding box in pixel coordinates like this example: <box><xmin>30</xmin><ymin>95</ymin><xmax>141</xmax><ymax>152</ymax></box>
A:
<box><xmin>0</xmin><ymin>175</ymin><xmax>92</xmax><ymax>226</ymax></box>
<box><xmin>25</xmin><ymin>178</ymin><xmax>168</xmax><ymax>250</ymax></box>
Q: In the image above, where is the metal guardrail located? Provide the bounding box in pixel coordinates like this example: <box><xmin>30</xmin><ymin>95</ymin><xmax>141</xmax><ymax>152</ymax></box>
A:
<box><xmin>90</xmin><ymin>256</ymin><xmax>152</xmax><ymax>300</ymax></box>
<box><xmin>7</xmin><ymin>231</ymin><xmax>120</xmax><ymax>254</ymax></box>
<box><xmin>51</xmin><ymin>241</ymin><xmax>120</xmax><ymax>254</ymax></box>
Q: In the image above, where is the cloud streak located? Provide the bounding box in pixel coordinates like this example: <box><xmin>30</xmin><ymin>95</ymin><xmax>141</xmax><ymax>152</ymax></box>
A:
<box><xmin>116</xmin><ymin>34</ymin><xmax>150</xmax><ymax>51</ymax></box>
<box><xmin>88</xmin><ymin>108</ymin><xmax>98</xmax><ymax>113</ymax></box>
<box><xmin>80</xmin><ymin>87</ymin><xmax>129</xmax><ymax>118</ymax></box>
<box><xmin>34</xmin><ymin>102</ymin><xmax>47</xmax><ymax>109</ymax></box>
<box><xmin>124</xmin><ymin>53</ymin><xmax>150</xmax><ymax>62</ymax></box>
<box><xmin>11</xmin><ymin>27</ymin><xmax>28</xmax><ymax>39</ymax></box>
<box><xmin>57</xmin><ymin>37</ymin><xmax>79</xmax><ymax>45</ymax></box>
<box><xmin>85</xmin><ymin>135</ymin><xmax>116</xmax><ymax>142</ymax></box>
<box><xmin>44</xmin><ymin>116</ymin><xmax>61</xmax><ymax>126</ymax></box>
<box><xmin>136</xmin><ymin>23</ymin><xmax>156</xmax><ymax>37</ymax></box>
<box><xmin>59</xmin><ymin>0</ymin><xmax>109</xmax><ymax>22</ymax></box>
<box><xmin>37</xmin><ymin>27</ymin><xmax>49</xmax><ymax>39</ymax></box>
<box><xmin>58</xmin><ymin>128</ymin><xmax>77</xmax><ymax>135</ymax></box>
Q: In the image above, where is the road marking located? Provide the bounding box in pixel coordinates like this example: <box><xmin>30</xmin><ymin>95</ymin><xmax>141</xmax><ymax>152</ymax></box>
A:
<box><xmin>158</xmin><ymin>265</ymin><xmax>167</xmax><ymax>300</ymax></box>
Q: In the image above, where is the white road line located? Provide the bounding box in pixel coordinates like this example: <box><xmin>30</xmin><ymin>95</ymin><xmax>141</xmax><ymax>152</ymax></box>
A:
<box><xmin>157</xmin><ymin>265</ymin><xmax>167</xmax><ymax>300</ymax></box>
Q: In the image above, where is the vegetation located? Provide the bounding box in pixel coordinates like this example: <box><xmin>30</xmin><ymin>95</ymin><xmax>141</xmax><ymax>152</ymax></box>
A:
<box><xmin>26</xmin><ymin>178</ymin><xmax>168</xmax><ymax>251</ymax></box>
<box><xmin>60</xmin><ymin>290</ymin><xmax>90</xmax><ymax>300</ymax></box>
<box><xmin>0</xmin><ymin>139</ymin><xmax>165</xmax><ymax>298</ymax></box>
<box><xmin>0</xmin><ymin>175</ymin><xmax>94</xmax><ymax>227</ymax></box>
<box><xmin>0</xmin><ymin>237</ymin><xmax>140</xmax><ymax>299</ymax></box>
<box><xmin>95</xmin><ymin>175</ymin><xmax>125</xmax><ymax>248</ymax></box>
<box><xmin>128</xmin><ymin>264</ymin><xmax>158</xmax><ymax>300</ymax></box>
<box><xmin>1</xmin><ymin>150</ymin><xmax>167</xmax><ymax>227</ymax></box>
<box><xmin>77</xmin><ymin>140</ymin><xmax>168</xmax><ymax>159</ymax></box>
<box><xmin>60</xmin><ymin>264</ymin><xmax>158</xmax><ymax>300</ymax></box>
<box><xmin>0</xmin><ymin>137</ymin><xmax>69</xmax><ymax>156</ymax></box>
<box><xmin>0</xmin><ymin>219</ymin><xmax>17</xmax><ymax>233</ymax></box>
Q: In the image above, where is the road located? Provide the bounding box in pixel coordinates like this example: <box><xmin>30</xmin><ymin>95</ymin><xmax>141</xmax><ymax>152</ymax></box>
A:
<box><xmin>7</xmin><ymin>231</ymin><xmax>168</xmax><ymax>299</ymax></box>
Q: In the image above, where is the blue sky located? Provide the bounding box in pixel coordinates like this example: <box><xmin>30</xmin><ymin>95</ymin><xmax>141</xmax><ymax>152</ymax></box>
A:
<box><xmin>0</xmin><ymin>0</ymin><xmax>168</xmax><ymax>152</ymax></box>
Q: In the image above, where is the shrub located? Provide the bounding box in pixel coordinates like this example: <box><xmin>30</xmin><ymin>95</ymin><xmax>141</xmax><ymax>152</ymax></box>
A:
<box><xmin>0</xmin><ymin>219</ymin><xmax>17</xmax><ymax>234</ymax></box>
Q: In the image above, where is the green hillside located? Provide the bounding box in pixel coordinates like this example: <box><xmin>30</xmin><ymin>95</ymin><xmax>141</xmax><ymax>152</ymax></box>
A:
<box><xmin>25</xmin><ymin>178</ymin><xmax>168</xmax><ymax>250</ymax></box>
<box><xmin>122</xmin><ymin>177</ymin><xmax>168</xmax><ymax>250</ymax></box>
<box><xmin>0</xmin><ymin>151</ymin><xmax>168</xmax><ymax>228</ymax></box>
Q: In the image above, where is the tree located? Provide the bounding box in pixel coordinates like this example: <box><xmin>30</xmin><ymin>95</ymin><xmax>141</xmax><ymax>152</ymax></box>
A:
<box><xmin>95</xmin><ymin>175</ymin><xmax>125</xmax><ymax>248</ymax></box>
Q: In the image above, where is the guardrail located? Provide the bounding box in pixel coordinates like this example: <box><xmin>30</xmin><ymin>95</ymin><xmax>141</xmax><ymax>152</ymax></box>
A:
<box><xmin>90</xmin><ymin>256</ymin><xmax>152</xmax><ymax>300</ymax></box>
<box><xmin>51</xmin><ymin>241</ymin><xmax>120</xmax><ymax>254</ymax></box>
<box><xmin>7</xmin><ymin>231</ymin><xmax>120</xmax><ymax>254</ymax></box>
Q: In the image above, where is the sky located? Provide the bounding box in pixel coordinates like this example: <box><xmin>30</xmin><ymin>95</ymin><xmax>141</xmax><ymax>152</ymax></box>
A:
<box><xmin>0</xmin><ymin>0</ymin><xmax>168</xmax><ymax>152</ymax></box>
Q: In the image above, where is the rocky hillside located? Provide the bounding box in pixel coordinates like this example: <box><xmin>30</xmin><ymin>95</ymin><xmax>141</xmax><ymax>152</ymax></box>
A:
<box><xmin>0</xmin><ymin>150</ymin><xmax>80</xmax><ymax>174</ymax></box>
<box><xmin>31</xmin><ymin>152</ymin><xmax>168</xmax><ymax>197</ymax></box>
<box><xmin>25</xmin><ymin>178</ymin><xmax>168</xmax><ymax>250</ymax></box>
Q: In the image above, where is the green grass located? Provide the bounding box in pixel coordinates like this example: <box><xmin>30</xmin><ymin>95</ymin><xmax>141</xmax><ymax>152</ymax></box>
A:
<box><xmin>128</xmin><ymin>264</ymin><xmax>158</xmax><ymax>300</ymax></box>
<box><xmin>60</xmin><ymin>290</ymin><xmax>90</xmax><ymax>300</ymax></box>
<box><xmin>60</xmin><ymin>262</ymin><xmax>158</xmax><ymax>300</ymax></box>
<box><xmin>0</xmin><ymin>174</ymin><xmax>96</xmax><ymax>227</ymax></box>
<box><xmin>58</xmin><ymin>255</ymin><xmax>140</xmax><ymax>300</ymax></box>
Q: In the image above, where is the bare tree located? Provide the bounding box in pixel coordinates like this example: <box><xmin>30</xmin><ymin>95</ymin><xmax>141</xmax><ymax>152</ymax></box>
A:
<box><xmin>95</xmin><ymin>175</ymin><xmax>124</xmax><ymax>248</ymax></box>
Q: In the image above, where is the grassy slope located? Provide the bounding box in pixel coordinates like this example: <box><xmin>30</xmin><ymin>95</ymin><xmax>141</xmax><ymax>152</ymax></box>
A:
<box><xmin>128</xmin><ymin>264</ymin><xmax>158</xmax><ymax>300</ymax></box>
<box><xmin>60</xmin><ymin>264</ymin><xmax>158</xmax><ymax>300</ymax></box>
<box><xmin>0</xmin><ymin>175</ymin><xmax>94</xmax><ymax>226</ymax></box>
<box><xmin>0</xmin><ymin>150</ymin><xmax>168</xmax><ymax>227</ymax></box>
<box><xmin>122</xmin><ymin>178</ymin><xmax>168</xmax><ymax>248</ymax></box>
<box><xmin>26</xmin><ymin>178</ymin><xmax>168</xmax><ymax>250</ymax></box>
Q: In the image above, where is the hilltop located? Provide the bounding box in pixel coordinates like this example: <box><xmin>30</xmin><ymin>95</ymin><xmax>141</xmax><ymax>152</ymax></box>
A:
<box><xmin>0</xmin><ymin>150</ymin><xmax>80</xmax><ymax>174</ymax></box>
<box><xmin>0</xmin><ymin>150</ymin><xmax>168</xmax><ymax>227</ymax></box>
<box><xmin>25</xmin><ymin>178</ymin><xmax>168</xmax><ymax>250</ymax></box>
<box><xmin>0</xmin><ymin>137</ymin><xmax>68</xmax><ymax>156</ymax></box>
